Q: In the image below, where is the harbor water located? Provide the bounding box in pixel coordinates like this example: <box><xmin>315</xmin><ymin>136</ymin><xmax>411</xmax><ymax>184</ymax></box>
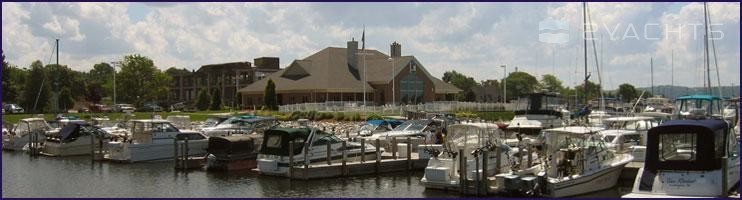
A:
<box><xmin>2</xmin><ymin>151</ymin><xmax>628</xmax><ymax>198</ymax></box>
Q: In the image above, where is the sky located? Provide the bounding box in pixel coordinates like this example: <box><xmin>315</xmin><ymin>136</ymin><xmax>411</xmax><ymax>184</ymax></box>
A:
<box><xmin>2</xmin><ymin>2</ymin><xmax>740</xmax><ymax>90</ymax></box>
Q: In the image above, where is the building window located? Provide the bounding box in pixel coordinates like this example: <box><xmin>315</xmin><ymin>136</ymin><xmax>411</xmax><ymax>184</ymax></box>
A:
<box><xmin>400</xmin><ymin>73</ymin><xmax>423</xmax><ymax>104</ymax></box>
<box><xmin>410</xmin><ymin>62</ymin><xmax>417</xmax><ymax>73</ymax></box>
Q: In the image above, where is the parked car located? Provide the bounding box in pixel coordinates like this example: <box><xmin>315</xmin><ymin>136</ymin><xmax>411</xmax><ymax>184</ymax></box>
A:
<box><xmin>89</xmin><ymin>104</ymin><xmax>111</xmax><ymax>113</ymax></box>
<box><xmin>3</xmin><ymin>104</ymin><xmax>25</xmax><ymax>114</ymax></box>
<box><xmin>140</xmin><ymin>103</ymin><xmax>164</xmax><ymax>112</ymax></box>
<box><xmin>77</xmin><ymin>107</ymin><xmax>90</xmax><ymax>113</ymax></box>
<box><xmin>112</xmin><ymin>104</ymin><xmax>136</xmax><ymax>113</ymax></box>
<box><xmin>170</xmin><ymin>102</ymin><xmax>186</xmax><ymax>112</ymax></box>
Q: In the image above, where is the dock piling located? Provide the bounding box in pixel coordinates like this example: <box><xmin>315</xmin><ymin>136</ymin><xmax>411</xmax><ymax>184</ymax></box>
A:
<box><xmin>173</xmin><ymin>139</ymin><xmax>179</xmax><ymax>168</ymax></box>
<box><xmin>304</xmin><ymin>142</ymin><xmax>309</xmax><ymax>180</ymax></box>
<box><xmin>406</xmin><ymin>137</ymin><xmax>412</xmax><ymax>170</ymax></box>
<box><xmin>289</xmin><ymin>141</ymin><xmax>294</xmax><ymax>179</ymax></box>
<box><xmin>375</xmin><ymin>139</ymin><xmax>380</xmax><ymax>173</ymax></box>
<box><xmin>392</xmin><ymin>137</ymin><xmax>397</xmax><ymax>160</ymax></box>
<box><xmin>326</xmin><ymin>143</ymin><xmax>332</xmax><ymax>165</ymax></box>
<box><xmin>495</xmin><ymin>145</ymin><xmax>501</xmax><ymax>174</ymax></box>
<box><xmin>459</xmin><ymin>148</ymin><xmax>465</xmax><ymax>194</ymax></box>
<box><xmin>184</xmin><ymin>138</ymin><xmax>189</xmax><ymax>169</ymax></box>
<box><xmin>481</xmin><ymin>150</ymin><xmax>488</xmax><ymax>196</ymax></box>
<box><xmin>360</xmin><ymin>138</ymin><xmax>365</xmax><ymax>163</ymax></box>
<box><xmin>342</xmin><ymin>141</ymin><xmax>347</xmax><ymax>176</ymax></box>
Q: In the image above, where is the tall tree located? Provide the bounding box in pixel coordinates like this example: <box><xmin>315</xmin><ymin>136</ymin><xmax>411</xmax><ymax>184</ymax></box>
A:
<box><xmin>617</xmin><ymin>83</ymin><xmax>638</xmax><ymax>103</ymax></box>
<box><xmin>115</xmin><ymin>55</ymin><xmax>172</xmax><ymax>106</ymax></box>
<box><xmin>442</xmin><ymin>70</ymin><xmax>478</xmax><ymax>101</ymax></box>
<box><xmin>1</xmin><ymin>52</ymin><xmax>27</xmax><ymax>103</ymax></box>
<box><xmin>210</xmin><ymin>89</ymin><xmax>222</xmax><ymax>110</ymax></box>
<box><xmin>540</xmin><ymin>74</ymin><xmax>564</xmax><ymax>93</ymax></box>
<box><xmin>89</xmin><ymin>62</ymin><xmax>115</xmax><ymax>97</ymax></box>
<box><xmin>575</xmin><ymin>80</ymin><xmax>602</xmax><ymax>102</ymax></box>
<box><xmin>264</xmin><ymin>79</ymin><xmax>277</xmax><ymax>110</ymax></box>
<box><xmin>504</xmin><ymin>71</ymin><xmax>539</xmax><ymax>100</ymax></box>
<box><xmin>21</xmin><ymin>61</ymin><xmax>50</xmax><ymax>113</ymax></box>
<box><xmin>195</xmin><ymin>89</ymin><xmax>210</xmax><ymax>111</ymax></box>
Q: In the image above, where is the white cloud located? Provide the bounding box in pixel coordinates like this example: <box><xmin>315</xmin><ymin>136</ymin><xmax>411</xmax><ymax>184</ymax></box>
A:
<box><xmin>2</xmin><ymin>2</ymin><xmax>739</xmax><ymax>90</ymax></box>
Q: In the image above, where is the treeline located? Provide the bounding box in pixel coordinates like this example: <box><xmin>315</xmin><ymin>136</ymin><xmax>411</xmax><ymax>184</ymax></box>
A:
<box><xmin>2</xmin><ymin>53</ymin><xmax>172</xmax><ymax>113</ymax></box>
<box><xmin>441</xmin><ymin>70</ymin><xmax>651</xmax><ymax>103</ymax></box>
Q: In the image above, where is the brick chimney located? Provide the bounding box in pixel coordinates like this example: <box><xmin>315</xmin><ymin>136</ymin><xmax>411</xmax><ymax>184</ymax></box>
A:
<box><xmin>390</xmin><ymin>41</ymin><xmax>401</xmax><ymax>58</ymax></box>
<box><xmin>347</xmin><ymin>39</ymin><xmax>358</xmax><ymax>69</ymax></box>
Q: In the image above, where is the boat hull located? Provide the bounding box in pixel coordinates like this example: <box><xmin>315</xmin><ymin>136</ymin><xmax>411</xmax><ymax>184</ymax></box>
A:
<box><xmin>41</xmin><ymin>135</ymin><xmax>103</xmax><ymax>156</ymax></box>
<box><xmin>545</xmin><ymin>161</ymin><xmax>626</xmax><ymax>197</ymax></box>
<box><xmin>106</xmin><ymin>140</ymin><xmax>208</xmax><ymax>163</ymax></box>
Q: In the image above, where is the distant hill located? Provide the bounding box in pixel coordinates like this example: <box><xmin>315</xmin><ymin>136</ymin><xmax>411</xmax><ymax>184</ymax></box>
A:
<box><xmin>619</xmin><ymin>85</ymin><xmax>740</xmax><ymax>99</ymax></box>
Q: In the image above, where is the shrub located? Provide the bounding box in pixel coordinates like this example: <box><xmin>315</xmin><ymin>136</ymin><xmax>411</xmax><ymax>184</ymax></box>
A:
<box><xmin>366</xmin><ymin>113</ymin><xmax>383</xmax><ymax>120</ymax></box>
<box><xmin>333</xmin><ymin>112</ymin><xmax>345</xmax><ymax>121</ymax></box>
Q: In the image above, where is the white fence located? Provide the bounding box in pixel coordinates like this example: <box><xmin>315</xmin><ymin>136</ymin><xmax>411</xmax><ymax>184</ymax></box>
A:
<box><xmin>278</xmin><ymin>101</ymin><xmax>514</xmax><ymax>113</ymax></box>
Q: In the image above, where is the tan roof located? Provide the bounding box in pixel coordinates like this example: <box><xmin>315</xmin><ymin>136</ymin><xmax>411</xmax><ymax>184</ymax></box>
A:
<box><xmin>238</xmin><ymin>46</ymin><xmax>461</xmax><ymax>94</ymax></box>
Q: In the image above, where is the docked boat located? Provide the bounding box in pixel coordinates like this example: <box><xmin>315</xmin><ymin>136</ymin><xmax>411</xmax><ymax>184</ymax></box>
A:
<box><xmin>492</xmin><ymin>126</ymin><xmax>632</xmax><ymax>197</ymax></box>
<box><xmin>420</xmin><ymin>122</ymin><xmax>511</xmax><ymax>190</ymax></box>
<box><xmin>41</xmin><ymin>122</ymin><xmax>111</xmax><ymax>156</ymax></box>
<box><xmin>357</xmin><ymin>119</ymin><xmax>403</xmax><ymax>137</ymax></box>
<box><xmin>166</xmin><ymin>115</ymin><xmax>192</xmax><ymax>130</ymax></box>
<box><xmin>600</xmin><ymin>116</ymin><xmax>660</xmax><ymax>162</ymax></box>
<box><xmin>201</xmin><ymin>116</ymin><xmax>278</xmax><ymax>137</ymax></box>
<box><xmin>366</xmin><ymin>119</ymin><xmax>442</xmax><ymax>139</ymax></box>
<box><xmin>2</xmin><ymin>118</ymin><xmax>55</xmax><ymax>151</ymax></box>
<box><xmin>207</xmin><ymin>135</ymin><xmax>261</xmax><ymax>170</ymax></box>
<box><xmin>674</xmin><ymin>95</ymin><xmax>724</xmax><ymax>120</ymax></box>
<box><xmin>256</xmin><ymin>127</ymin><xmax>380</xmax><ymax>176</ymax></box>
<box><xmin>106</xmin><ymin>119</ymin><xmax>208</xmax><ymax>162</ymax></box>
<box><xmin>508</xmin><ymin>93</ymin><xmax>569</xmax><ymax>135</ymax></box>
<box><xmin>623</xmin><ymin>119</ymin><xmax>740</xmax><ymax>197</ymax></box>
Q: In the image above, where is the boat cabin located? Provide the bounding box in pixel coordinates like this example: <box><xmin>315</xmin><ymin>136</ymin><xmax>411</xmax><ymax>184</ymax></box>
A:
<box><xmin>260</xmin><ymin>127</ymin><xmax>343</xmax><ymax>157</ymax></box>
<box><xmin>130</xmin><ymin>119</ymin><xmax>206</xmax><ymax>144</ymax></box>
<box><xmin>513</xmin><ymin>93</ymin><xmax>566</xmax><ymax>118</ymax></box>
<box><xmin>674</xmin><ymin>95</ymin><xmax>724</xmax><ymax>120</ymax></box>
<box><xmin>10</xmin><ymin>118</ymin><xmax>52</xmax><ymax>136</ymax></box>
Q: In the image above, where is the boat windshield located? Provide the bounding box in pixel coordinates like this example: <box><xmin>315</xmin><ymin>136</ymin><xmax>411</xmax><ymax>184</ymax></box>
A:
<box><xmin>675</xmin><ymin>98</ymin><xmax>722</xmax><ymax>117</ymax></box>
<box><xmin>360</xmin><ymin>124</ymin><xmax>380</xmax><ymax>132</ymax></box>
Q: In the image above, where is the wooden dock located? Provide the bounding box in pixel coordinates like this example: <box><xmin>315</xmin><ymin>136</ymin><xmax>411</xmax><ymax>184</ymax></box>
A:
<box><xmin>254</xmin><ymin>152</ymin><xmax>429</xmax><ymax>179</ymax></box>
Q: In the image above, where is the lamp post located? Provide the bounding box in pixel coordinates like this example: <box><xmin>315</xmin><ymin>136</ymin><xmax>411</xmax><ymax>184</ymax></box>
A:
<box><xmin>388</xmin><ymin>57</ymin><xmax>395</xmax><ymax>106</ymax></box>
<box><xmin>501</xmin><ymin>65</ymin><xmax>507</xmax><ymax>104</ymax></box>
<box><xmin>357</xmin><ymin>51</ymin><xmax>373</xmax><ymax>109</ymax></box>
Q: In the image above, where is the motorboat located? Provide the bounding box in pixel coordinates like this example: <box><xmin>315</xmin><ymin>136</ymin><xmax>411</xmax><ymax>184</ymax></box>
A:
<box><xmin>623</xmin><ymin>119</ymin><xmax>740</xmax><ymax>197</ymax></box>
<box><xmin>366</xmin><ymin>119</ymin><xmax>442</xmax><ymax>139</ymax></box>
<box><xmin>201</xmin><ymin>116</ymin><xmax>278</xmax><ymax>137</ymax></box>
<box><xmin>644</xmin><ymin>96</ymin><xmax>674</xmax><ymax>114</ymax></box>
<box><xmin>673</xmin><ymin>95</ymin><xmax>724</xmax><ymax>120</ymax></box>
<box><xmin>41</xmin><ymin>122</ymin><xmax>111</xmax><ymax>156</ymax></box>
<box><xmin>206</xmin><ymin>135</ymin><xmax>261</xmax><ymax>170</ymax></box>
<box><xmin>197</xmin><ymin>115</ymin><xmax>231</xmax><ymax>131</ymax></box>
<box><xmin>586</xmin><ymin>110</ymin><xmax>612</xmax><ymax>127</ymax></box>
<box><xmin>508</xmin><ymin>93</ymin><xmax>569</xmax><ymax>135</ymax></box>
<box><xmin>357</xmin><ymin>119</ymin><xmax>403</xmax><ymax>137</ymax></box>
<box><xmin>601</xmin><ymin>116</ymin><xmax>660</xmax><ymax>162</ymax></box>
<box><xmin>492</xmin><ymin>126</ymin><xmax>633</xmax><ymax>197</ymax></box>
<box><xmin>421</xmin><ymin>122</ymin><xmax>511</xmax><ymax>190</ymax></box>
<box><xmin>2</xmin><ymin>118</ymin><xmax>55</xmax><ymax>151</ymax></box>
<box><xmin>105</xmin><ymin>119</ymin><xmax>208</xmax><ymax>162</ymax></box>
<box><xmin>166</xmin><ymin>115</ymin><xmax>192</xmax><ymax>130</ymax></box>
<box><xmin>256</xmin><ymin>127</ymin><xmax>380</xmax><ymax>176</ymax></box>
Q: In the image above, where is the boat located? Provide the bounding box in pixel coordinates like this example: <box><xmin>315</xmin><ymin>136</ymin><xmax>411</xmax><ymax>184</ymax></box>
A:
<box><xmin>508</xmin><ymin>92</ymin><xmax>569</xmax><ymax>135</ymax></box>
<box><xmin>600</xmin><ymin>116</ymin><xmax>660</xmax><ymax>162</ymax></box>
<box><xmin>206</xmin><ymin>135</ymin><xmax>261</xmax><ymax>171</ymax></box>
<box><xmin>166</xmin><ymin>115</ymin><xmax>192</xmax><ymax>130</ymax></box>
<box><xmin>366</xmin><ymin>119</ymin><xmax>442</xmax><ymax>139</ymax></box>
<box><xmin>201</xmin><ymin>116</ymin><xmax>278</xmax><ymax>137</ymax></box>
<box><xmin>105</xmin><ymin>119</ymin><xmax>208</xmax><ymax>162</ymax></box>
<box><xmin>256</xmin><ymin>127</ymin><xmax>380</xmax><ymax>176</ymax></box>
<box><xmin>41</xmin><ymin>122</ymin><xmax>111</xmax><ymax>156</ymax></box>
<box><xmin>357</xmin><ymin>119</ymin><xmax>403</xmax><ymax>136</ymax></box>
<box><xmin>623</xmin><ymin>119</ymin><xmax>740</xmax><ymax>197</ymax></box>
<box><xmin>643</xmin><ymin>96</ymin><xmax>674</xmax><ymax>114</ymax></box>
<box><xmin>420</xmin><ymin>122</ymin><xmax>511</xmax><ymax>190</ymax></box>
<box><xmin>673</xmin><ymin>94</ymin><xmax>724</xmax><ymax>120</ymax></box>
<box><xmin>2</xmin><ymin>118</ymin><xmax>55</xmax><ymax>151</ymax></box>
<box><xmin>492</xmin><ymin>126</ymin><xmax>632</xmax><ymax>197</ymax></box>
<box><xmin>197</xmin><ymin>115</ymin><xmax>232</xmax><ymax>131</ymax></box>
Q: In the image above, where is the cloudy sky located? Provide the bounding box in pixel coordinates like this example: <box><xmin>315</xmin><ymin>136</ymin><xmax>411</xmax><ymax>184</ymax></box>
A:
<box><xmin>2</xmin><ymin>2</ymin><xmax>739</xmax><ymax>90</ymax></box>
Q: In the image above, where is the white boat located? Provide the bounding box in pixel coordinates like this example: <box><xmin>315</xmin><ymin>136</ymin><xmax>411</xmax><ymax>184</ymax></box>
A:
<box><xmin>166</xmin><ymin>115</ymin><xmax>192</xmax><ymax>130</ymax></box>
<box><xmin>201</xmin><ymin>116</ymin><xmax>278</xmax><ymax>137</ymax></box>
<box><xmin>256</xmin><ymin>127</ymin><xmax>380</xmax><ymax>176</ymax></box>
<box><xmin>105</xmin><ymin>119</ymin><xmax>208</xmax><ymax>162</ymax></box>
<box><xmin>508</xmin><ymin>93</ymin><xmax>569</xmax><ymax>135</ymax></box>
<box><xmin>492</xmin><ymin>126</ymin><xmax>633</xmax><ymax>197</ymax></box>
<box><xmin>587</xmin><ymin>110</ymin><xmax>612</xmax><ymax>127</ymax></box>
<box><xmin>601</xmin><ymin>116</ymin><xmax>660</xmax><ymax>162</ymax></box>
<box><xmin>623</xmin><ymin>119</ymin><xmax>740</xmax><ymax>197</ymax></box>
<box><xmin>366</xmin><ymin>119</ymin><xmax>441</xmax><ymax>139</ymax></box>
<box><xmin>420</xmin><ymin>122</ymin><xmax>511</xmax><ymax>190</ymax></box>
<box><xmin>357</xmin><ymin>119</ymin><xmax>403</xmax><ymax>137</ymax></box>
<box><xmin>2</xmin><ymin>118</ymin><xmax>54</xmax><ymax>151</ymax></box>
<box><xmin>41</xmin><ymin>123</ymin><xmax>111</xmax><ymax>156</ymax></box>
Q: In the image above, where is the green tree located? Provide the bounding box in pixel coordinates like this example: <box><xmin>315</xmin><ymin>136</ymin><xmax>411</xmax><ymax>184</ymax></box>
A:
<box><xmin>57</xmin><ymin>87</ymin><xmax>75</xmax><ymax>111</ymax></box>
<box><xmin>617</xmin><ymin>83</ymin><xmax>637</xmax><ymax>103</ymax></box>
<box><xmin>575</xmin><ymin>80</ymin><xmax>602</xmax><ymax>102</ymax></box>
<box><xmin>2</xmin><ymin>53</ymin><xmax>28</xmax><ymax>103</ymax></box>
<box><xmin>89</xmin><ymin>62</ymin><xmax>115</xmax><ymax>97</ymax></box>
<box><xmin>480</xmin><ymin>79</ymin><xmax>499</xmax><ymax>88</ymax></box>
<box><xmin>540</xmin><ymin>74</ymin><xmax>564</xmax><ymax>93</ymax></box>
<box><xmin>86</xmin><ymin>83</ymin><xmax>103</xmax><ymax>103</ymax></box>
<box><xmin>210</xmin><ymin>89</ymin><xmax>222</xmax><ymax>110</ymax></box>
<box><xmin>504</xmin><ymin>71</ymin><xmax>539</xmax><ymax>101</ymax></box>
<box><xmin>264</xmin><ymin>79</ymin><xmax>277</xmax><ymax>110</ymax></box>
<box><xmin>195</xmin><ymin>89</ymin><xmax>210</xmax><ymax>111</ymax></box>
<box><xmin>115</xmin><ymin>55</ymin><xmax>172</xmax><ymax>106</ymax></box>
<box><xmin>442</xmin><ymin>70</ymin><xmax>478</xmax><ymax>101</ymax></box>
<box><xmin>21</xmin><ymin>61</ymin><xmax>50</xmax><ymax>113</ymax></box>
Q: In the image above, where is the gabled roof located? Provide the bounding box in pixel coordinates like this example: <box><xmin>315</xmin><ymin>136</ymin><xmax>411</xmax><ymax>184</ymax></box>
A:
<box><xmin>238</xmin><ymin>46</ymin><xmax>461</xmax><ymax>94</ymax></box>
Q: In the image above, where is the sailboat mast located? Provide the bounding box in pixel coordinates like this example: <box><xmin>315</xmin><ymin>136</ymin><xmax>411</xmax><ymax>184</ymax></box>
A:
<box><xmin>706</xmin><ymin>4</ymin><xmax>723</xmax><ymax>98</ymax></box>
<box><xmin>583</xmin><ymin>2</ymin><xmax>588</xmax><ymax>105</ymax></box>
<box><xmin>703</xmin><ymin>2</ymin><xmax>711</xmax><ymax>94</ymax></box>
<box><xmin>651</xmin><ymin>57</ymin><xmax>654</xmax><ymax>95</ymax></box>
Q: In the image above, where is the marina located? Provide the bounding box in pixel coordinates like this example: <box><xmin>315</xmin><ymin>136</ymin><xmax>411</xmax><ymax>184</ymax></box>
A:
<box><xmin>2</xmin><ymin>2</ymin><xmax>741</xmax><ymax>198</ymax></box>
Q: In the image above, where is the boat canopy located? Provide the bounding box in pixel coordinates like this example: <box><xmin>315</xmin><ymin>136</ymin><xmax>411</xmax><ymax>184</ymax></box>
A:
<box><xmin>513</xmin><ymin>93</ymin><xmax>564</xmax><ymax>117</ymax></box>
<box><xmin>676</xmin><ymin>94</ymin><xmax>722</xmax><ymax>101</ymax></box>
<box><xmin>259</xmin><ymin>128</ymin><xmax>313</xmax><ymax>156</ymax></box>
<box><xmin>367</xmin><ymin>119</ymin><xmax>403</xmax><ymax>128</ymax></box>
<box><xmin>59</xmin><ymin>122</ymin><xmax>84</xmax><ymax>141</ymax></box>
<box><xmin>645</xmin><ymin>119</ymin><xmax>729</xmax><ymax>172</ymax></box>
<box><xmin>208</xmin><ymin>135</ymin><xmax>257</xmax><ymax>159</ymax></box>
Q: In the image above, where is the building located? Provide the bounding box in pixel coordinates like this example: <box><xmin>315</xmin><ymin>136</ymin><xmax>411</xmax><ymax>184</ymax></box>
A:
<box><xmin>168</xmin><ymin>57</ymin><xmax>281</xmax><ymax>106</ymax></box>
<box><xmin>237</xmin><ymin>40</ymin><xmax>461</xmax><ymax>107</ymax></box>
<box><xmin>471</xmin><ymin>85</ymin><xmax>501</xmax><ymax>102</ymax></box>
